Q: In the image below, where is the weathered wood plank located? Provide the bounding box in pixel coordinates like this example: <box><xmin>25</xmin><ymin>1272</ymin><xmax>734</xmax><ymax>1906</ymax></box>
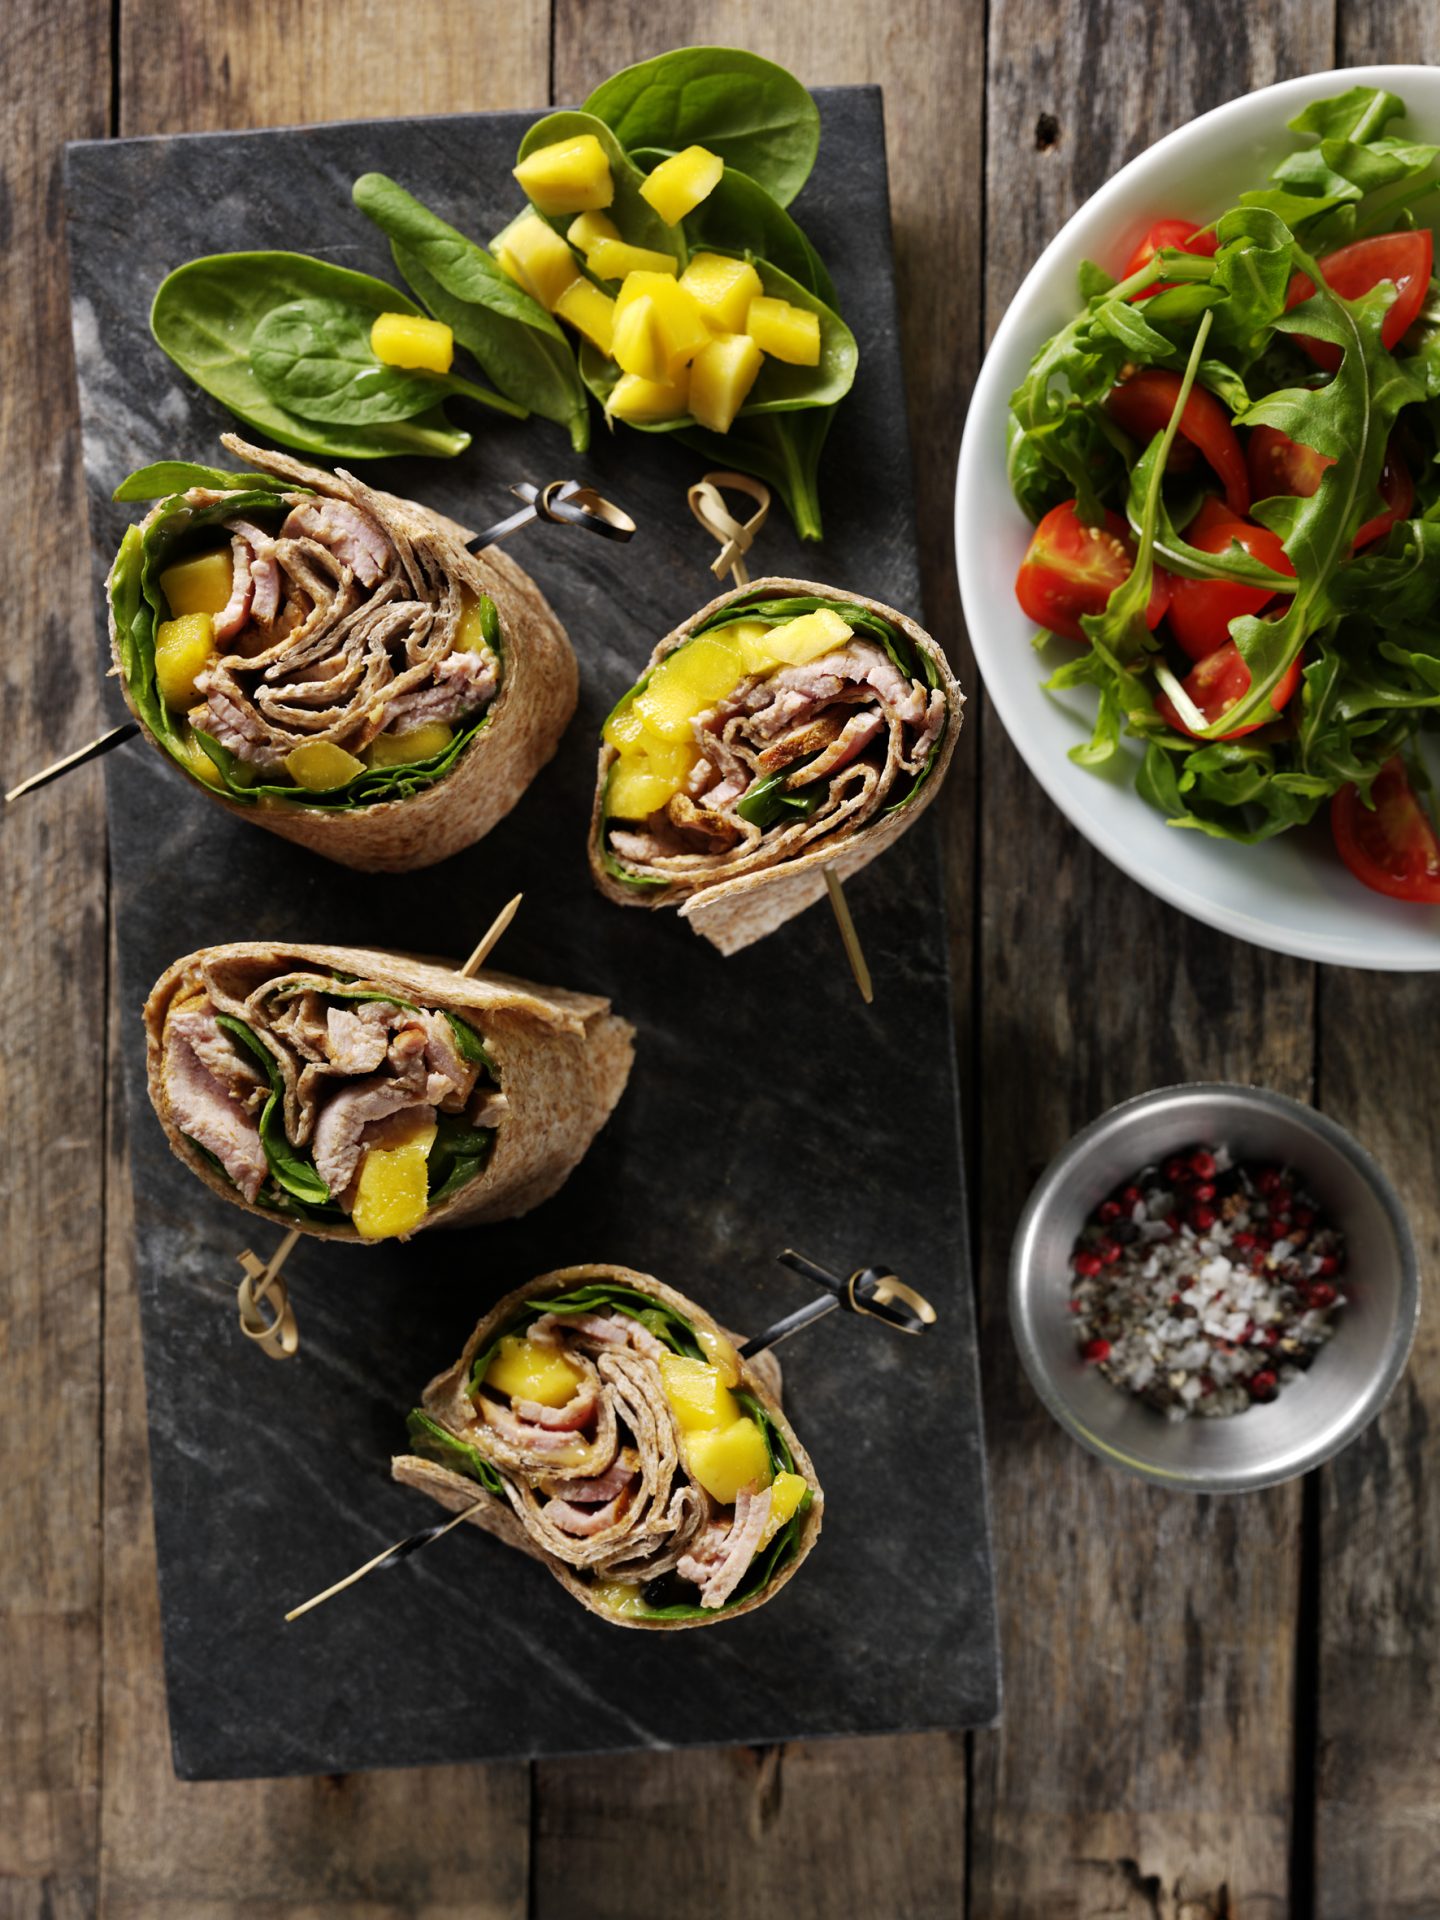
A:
<box><xmin>972</xmin><ymin>3</ymin><xmax>1332</xmax><ymax>1913</ymax></box>
<box><xmin>536</xmin><ymin>5</ymin><xmax>983</xmax><ymax>1913</ymax></box>
<box><xmin>95</xmin><ymin>7</ymin><xmax>547</xmax><ymax>1913</ymax></box>
<box><xmin>0</xmin><ymin>5</ymin><xmax>111</xmax><ymax>1918</ymax></box>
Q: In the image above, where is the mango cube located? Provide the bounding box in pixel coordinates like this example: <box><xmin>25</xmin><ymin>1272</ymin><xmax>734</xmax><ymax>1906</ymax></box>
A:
<box><xmin>175</xmin><ymin>731</ymin><xmax>223</xmax><ymax>787</ymax></box>
<box><xmin>746</xmin><ymin>295</ymin><xmax>821</xmax><ymax>366</ymax></box>
<box><xmin>658</xmin><ymin>1354</ymin><xmax>741</xmax><ymax>1432</ymax></box>
<box><xmin>282</xmin><ymin>739</ymin><xmax>366</xmax><ymax>791</ymax></box>
<box><xmin>602</xmin><ymin>700</ymin><xmax>649</xmax><ymax>755</ymax></box>
<box><xmin>679</xmin><ymin>252</ymin><xmax>765</xmax><ymax>333</ymax></box>
<box><xmin>555</xmin><ymin>278</ymin><xmax>617</xmax><ymax>356</ymax></box>
<box><xmin>367</xmin><ymin>721</ymin><xmax>454</xmax><ymax>767</ymax></box>
<box><xmin>640</xmin><ymin>144</ymin><xmax>724</xmax><ymax>225</ymax></box>
<box><xmin>634</xmin><ymin>632</ymin><xmax>745</xmax><ymax>740</ymax></box>
<box><xmin>513</xmin><ymin>133</ymin><xmax>614</xmax><ymax>215</ymax></box>
<box><xmin>494</xmin><ymin>211</ymin><xmax>581</xmax><ymax>311</ymax></box>
<box><xmin>684</xmin><ymin>1417</ymin><xmax>773</xmax><ymax>1505</ymax></box>
<box><xmin>756</xmin><ymin>608</ymin><xmax>852</xmax><ymax>669</ymax></box>
<box><xmin>607</xmin><ymin>748</ymin><xmax>694</xmax><ymax>819</ymax></box>
<box><xmin>350</xmin><ymin>1110</ymin><xmax>437</xmax><ymax>1242</ymax></box>
<box><xmin>615</xmin><ymin>271</ymin><xmax>710</xmax><ymax>377</ymax></box>
<box><xmin>154</xmin><ymin>612</ymin><xmax>216</xmax><ymax>711</ymax></box>
<box><xmin>606</xmin><ymin>370</ymin><xmax>690</xmax><ymax>424</ymax></box>
<box><xmin>695</xmin><ymin>1325</ymin><xmax>743</xmax><ymax>1387</ymax></box>
<box><xmin>589</xmin><ymin>1580</ymin><xmax>650</xmax><ymax>1618</ymax></box>
<box><xmin>759</xmin><ymin>1470</ymin><xmax>809</xmax><ymax>1546</ymax></box>
<box><xmin>586</xmin><ymin>237</ymin><xmax>680</xmax><ymax>283</ymax></box>
<box><xmin>370</xmin><ymin>311</ymin><xmax>454</xmax><ymax>374</ymax></box>
<box><xmin>567</xmin><ymin>211</ymin><xmax>622</xmax><ymax>255</ymax></box>
<box><xmin>160</xmin><ymin>549</ymin><xmax>233</xmax><ymax>619</ymax></box>
<box><xmin>689</xmin><ymin>331</ymin><xmax>763</xmax><ymax>433</ymax></box>
<box><xmin>454</xmin><ymin>592</ymin><xmax>497</xmax><ymax>654</ymax></box>
<box><xmin>484</xmin><ymin>1333</ymin><xmax>584</xmax><ymax>1408</ymax></box>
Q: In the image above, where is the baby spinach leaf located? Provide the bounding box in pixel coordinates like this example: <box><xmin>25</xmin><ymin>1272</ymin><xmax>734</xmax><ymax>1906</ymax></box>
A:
<box><xmin>582</xmin><ymin>46</ymin><xmax>820</xmax><ymax>208</ymax></box>
<box><xmin>735</xmin><ymin>760</ymin><xmax>824</xmax><ymax>829</ymax></box>
<box><xmin>425</xmin><ymin>1113</ymin><xmax>496</xmax><ymax>1204</ymax></box>
<box><xmin>213</xmin><ymin>1013</ymin><xmax>331</xmax><ymax>1205</ymax></box>
<box><xmin>352</xmin><ymin>172</ymin><xmax>591</xmax><ymax>451</ymax></box>
<box><xmin>249</xmin><ymin>296</ymin><xmax>525</xmax><ymax>424</ymax></box>
<box><xmin>442</xmin><ymin>1011</ymin><xmax>499</xmax><ymax>1078</ymax></box>
<box><xmin>113</xmin><ymin>460</ymin><xmax>291</xmax><ymax>503</ymax></box>
<box><xmin>516</xmin><ymin>110</ymin><xmax>686</xmax><ymax>264</ymax></box>
<box><xmin>406</xmin><ymin>1410</ymin><xmax>505</xmax><ymax>1494</ymax></box>
<box><xmin>151</xmin><ymin>251</ymin><xmax>470</xmax><ymax>460</ymax></box>
<box><xmin>683</xmin><ymin>165</ymin><xmax>836</xmax><ymax>304</ymax></box>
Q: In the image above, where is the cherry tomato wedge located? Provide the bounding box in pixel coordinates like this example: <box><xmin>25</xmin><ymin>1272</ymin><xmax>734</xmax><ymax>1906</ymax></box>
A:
<box><xmin>1156</xmin><ymin>637</ymin><xmax>1303</xmax><ymax>740</ymax></box>
<box><xmin>1285</xmin><ymin>230</ymin><xmax>1434</xmax><ymax>373</ymax></box>
<box><xmin>1246</xmin><ymin>425</ymin><xmax>1412</xmax><ymax>549</ymax></box>
<box><xmin>1332</xmin><ymin>756</ymin><xmax>1440</xmax><ymax>903</ymax></box>
<box><xmin>1105</xmin><ymin>369</ymin><xmax>1250</xmax><ymax>518</ymax></box>
<box><xmin>1165</xmin><ymin>496</ymin><xmax>1296</xmax><ymax>662</ymax></box>
<box><xmin>1122</xmin><ymin>218</ymin><xmax>1220</xmax><ymax>299</ymax></box>
<box><xmin>1015</xmin><ymin>500</ymin><xmax>1171</xmax><ymax>642</ymax></box>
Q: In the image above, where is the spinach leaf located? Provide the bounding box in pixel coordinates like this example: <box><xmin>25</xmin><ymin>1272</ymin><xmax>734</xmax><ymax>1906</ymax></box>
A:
<box><xmin>683</xmin><ymin>165</ymin><xmax>836</xmax><ymax>304</ymax></box>
<box><xmin>213</xmin><ymin>1014</ymin><xmax>331</xmax><ymax>1206</ymax></box>
<box><xmin>425</xmin><ymin>1112</ymin><xmax>495</xmax><ymax>1205</ymax></box>
<box><xmin>113</xmin><ymin>460</ymin><xmax>292</xmax><ymax>503</ymax></box>
<box><xmin>151</xmin><ymin>251</ymin><xmax>470</xmax><ymax>460</ymax></box>
<box><xmin>406</xmin><ymin>1410</ymin><xmax>505</xmax><ymax>1495</ymax></box>
<box><xmin>516</xmin><ymin>110</ymin><xmax>686</xmax><ymax>264</ymax></box>
<box><xmin>352</xmin><ymin>172</ymin><xmax>591</xmax><ymax>451</ymax></box>
<box><xmin>582</xmin><ymin>46</ymin><xmax>820</xmax><ymax>208</ymax></box>
<box><xmin>735</xmin><ymin>762</ymin><xmax>825</xmax><ymax>830</ymax></box>
<box><xmin>442</xmin><ymin>1011</ymin><xmax>499</xmax><ymax>1078</ymax></box>
<box><xmin>249</xmin><ymin>296</ymin><xmax>525</xmax><ymax>424</ymax></box>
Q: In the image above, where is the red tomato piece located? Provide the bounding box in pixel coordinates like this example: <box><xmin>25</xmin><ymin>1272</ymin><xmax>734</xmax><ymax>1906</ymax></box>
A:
<box><xmin>1165</xmin><ymin>496</ymin><xmax>1296</xmax><ymax>662</ymax></box>
<box><xmin>1105</xmin><ymin>369</ymin><xmax>1250</xmax><ymax>518</ymax></box>
<box><xmin>1123</xmin><ymin>218</ymin><xmax>1220</xmax><ymax>299</ymax></box>
<box><xmin>1332</xmin><ymin>756</ymin><xmax>1440</xmax><ymax>903</ymax></box>
<box><xmin>1015</xmin><ymin>500</ymin><xmax>1171</xmax><ymax>643</ymax></box>
<box><xmin>1285</xmin><ymin>230</ymin><xmax>1434</xmax><ymax>373</ymax></box>
<box><xmin>1247</xmin><ymin>426</ymin><xmax>1412</xmax><ymax>550</ymax></box>
<box><xmin>1156</xmin><ymin>637</ymin><xmax>1303</xmax><ymax>740</ymax></box>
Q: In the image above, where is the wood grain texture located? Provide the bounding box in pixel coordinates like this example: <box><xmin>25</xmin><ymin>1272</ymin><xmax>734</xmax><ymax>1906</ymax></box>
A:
<box><xmin>973</xmin><ymin>2</ymin><xmax>1333</xmax><ymax>1913</ymax></box>
<box><xmin>539</xmin><ymin>5</ymin><xmax>981</xmax><ymax>1912</ymax></box>
<box><xmin>0</xmin><ymin>4</ymin><xmax>110</xmax><ymax>1918</ymax></box>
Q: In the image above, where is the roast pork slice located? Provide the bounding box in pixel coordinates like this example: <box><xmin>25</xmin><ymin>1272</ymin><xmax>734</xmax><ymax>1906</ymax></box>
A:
<box><xmin>311</xmin><ymin>1057</ymin><xmax>431</xmax><ymax>1197</ymax></box>
<box><xmin>381</xmin><ymin>648</ymin><xmax>498</xmax><ymax>733</ymax></box>
<box><xmin>163</xmin><ymin>1016</ymin><xmax>268</xmax><ymax>1203</ymax></box>
<box><xmin>279</xmin><ymin>497</ymin><xmax>394</xmax><ymax>589</ymax></box>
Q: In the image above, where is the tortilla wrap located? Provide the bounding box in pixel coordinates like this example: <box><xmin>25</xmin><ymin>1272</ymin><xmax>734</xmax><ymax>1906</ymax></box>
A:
<box><xmin>107</xmin><ymin>435</ymin><xmax>576</xmax><ymax>872</ymax></box>
<box><xmin>144</xmin><ymin>943</ymin><xmax>633</xmax><ymax>1241</ymax></box>
<box><xmin>588</xmin><ymin>576</ymin><xmax>963</xmax><ymax>954</ymax></box>
<box><xmin>393</xmin><ymin>1265</ymin><xmax>822</xmax><ymax>1628</ymax></box>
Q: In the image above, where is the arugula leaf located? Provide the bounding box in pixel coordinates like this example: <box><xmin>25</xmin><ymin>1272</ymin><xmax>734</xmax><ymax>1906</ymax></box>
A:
<box><xmin>213</xmin><ymin>1014</ymin><xmax>331</xmax><ymax>1206</ymax></box>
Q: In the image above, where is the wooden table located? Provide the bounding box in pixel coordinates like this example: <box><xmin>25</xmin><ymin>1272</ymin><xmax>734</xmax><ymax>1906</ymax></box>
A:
<box><xmin>4</xmin><ymin>3</ymin><xmax>1434</xmax><ymax>1913</ymax></box>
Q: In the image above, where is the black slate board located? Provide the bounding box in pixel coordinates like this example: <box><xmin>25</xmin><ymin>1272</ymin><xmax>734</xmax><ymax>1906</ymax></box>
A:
<box><xmin>64</xmin><ymin>89</ymin><xmax>1000</xmax><ymax>1780</ymax></box>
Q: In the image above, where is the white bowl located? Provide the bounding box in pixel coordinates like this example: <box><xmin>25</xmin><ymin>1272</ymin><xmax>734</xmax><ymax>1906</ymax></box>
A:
<box><xmin>955</xmin><ymin>65</ymin><xmax>1440</xmax><ymax>971</ymax></box>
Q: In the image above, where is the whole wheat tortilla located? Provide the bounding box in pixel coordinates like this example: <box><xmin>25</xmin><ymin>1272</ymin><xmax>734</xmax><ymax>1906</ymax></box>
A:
<box><xmin>108</xmin><ymin>436</ymin><xmax>577</xmax><ymax>873</ymax></box>
<box><xmin>587</xmin><ymin>576</ymin><xmax>964</xmax><ymax>954</ymax></box>
<box><xmin>144</xmin><ymin>943</ymin><xmax>634</xmax><ymax>1240</ymax></box>
<box><xmin>392</xmin><ymin>1265</ymin><xmax>823</xmax><ymax>1629</ymax></box>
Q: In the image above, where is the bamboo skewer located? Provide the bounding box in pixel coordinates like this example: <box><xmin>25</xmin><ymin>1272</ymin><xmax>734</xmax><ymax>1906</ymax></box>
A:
<box><xmin>285</xmin><ymin>1501</ymin><xmax>486</xmax><ymax>1621</ymax></box>
<box><xmin>5</xmin><ymin>722</ymin><xmax>139</xmax><ymax>803</ymax></box>
<box><xmin>460</xmin><ymin>892</ymin><xmax>523</xmax><ymax>976</ymax></box>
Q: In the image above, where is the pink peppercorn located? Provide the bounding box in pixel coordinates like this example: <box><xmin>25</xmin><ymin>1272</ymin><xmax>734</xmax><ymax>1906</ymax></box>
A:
<box><xmin>1074</xmin><ymin>1251</ymin><xmax>1103</xmax><ymax>1277</ymax></box>
<box><xmin>1082</xmin><ymin>1339</ymin><xmax>1111</xmax><ymax>1363</ymax></box>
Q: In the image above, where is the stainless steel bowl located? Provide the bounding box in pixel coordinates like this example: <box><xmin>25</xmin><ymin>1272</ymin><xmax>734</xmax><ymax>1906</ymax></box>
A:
<box><xmin>1010</xmin><ymin>1084</ymin><xmax>1419</xmax><ymax>1493</ymax></box>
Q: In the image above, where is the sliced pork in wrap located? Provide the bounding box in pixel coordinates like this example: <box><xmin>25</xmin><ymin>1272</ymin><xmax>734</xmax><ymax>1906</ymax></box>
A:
<box><xmin>588</xmin><ymin>577</ymin><xmax>963</xmax><ymax>953</ymax></box>
<box><xmin>394</xmin><ymin>1266</ymin><xmax>823</xmax><ymax>1627</ymax></box>
<box><xmin>145</xmin><ymin>944</ymin><xmax>633</xmax><ymax>1242</ymax></box>
<box><xmin>107</xmin><ymin>434</ymin><xmax>576</xmax><ymax>870</ymax></box>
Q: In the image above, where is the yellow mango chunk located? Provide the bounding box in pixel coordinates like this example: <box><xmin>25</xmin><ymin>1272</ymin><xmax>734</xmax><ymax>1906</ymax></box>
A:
<box><xmin>759</xmin><ymin>1470</ymin><xmax>809</xmax><ymax>1547</ymax></box>
<box><xmin>155</xmin><ymin>612</ymin><xmax>216</xmax><ymax>711</ymax></box>
<box><xmin>283</xmin><ymin>740</ymin><xmax>366</xmax><ymax>791</ymax></box>
<box><xmin>679</xmin><ymin>252</ymin><xmax>764</xmax><ymax>333</ymax></box>
<box><xmin>606</xmin><ymin>370</ymin><xmax>690</xmax><ymax>424</ymax></box>
<box><xmin>689</xmin><ymin>331</ymin><xmax>763</xmax><ymax>433</ymax></box>
<box><xmin>607</xmin><ymin>749</ymin><xmax>694</xmax><ymax>819</ymax></box>
<box><xmin>513</xmin><ymin>133</ymin><xmax>614</xmax><ymax>215</ymax></box>
<box><xmin>746</xmin><ymin>295</ymin><xmax>821</xmax><ymax>366</ymax></box>
<box><xmin>454</xmin><ymin>592</ymin><xmax>496</xmax><ymax>654</ymax></box>
<box><xmin>351</xmin><ymin>1110</ymin><xmax>438</xmax><ymax>1242</ymax></box>
<box><xmin>175</xmin><ymin>731</ymin><xmax>223</xmax><ymax>787</ymax></box>
<box><xmin>589</xmin><ymin>1580</ymin><xmax>650</xmax><ymax>1618</ymax></box>
<box><xmin>602</xmin><ymin>701</ymin><xmax>651</xmax><ymax>756</ymax></box>
<box><xmin>755</xmin><ymin>608</ymin><xmax>853</xmax><ymax>671</ymax></box>
<box><xmin>695</xmin><ymin>1325</ymin><xmax>742</xmax><ymax>1387</ymax></box>
<box><xmin>640</xmin><ymin>144</ymin><xmax>724</xmax><ymax>225</ymax></box>
<box><xmin>494</xmin><ymin>211</ymin><xmax>580</xmax><ymax>310</ymax></box>
<box><xmin>587</xmin><ymin>237</ymin><xmax>680</xmax><ymax>282</ymax></box>
<box><xmin>567</xmin><ymin>211</ymin><xmax>622</xmax><ymax>255</ymax></box>
<box><xmin>634</xmin><ymin>632</ymin><xmax>745</xmax><ymax>740</ymax></box>
<box><xmin>611</xmin><ymin>296</ymin><xmax>666</xmax><ymax>382</ymax></box>
<box><xmin>659</xmin><ymin>1354</ymin><xmax>742</xmax><ymax>1433</ymax></box>
<box><xmin>160</xmin><ymin>549</ymin><xmax>233</xmax><ymax>619</ymax></box>
<box><xmin>367</xmin><ymin>722</ymin><xmax>454</xmax><ymax>768</ymax></box>
<box><xmin>555</xmin><ymin>278</ymin><xmax>617</xmax><ymax>355</ymax></box>
<box><xmin>370</xmin><ymin>311</ymin><xmax>454</xmax><ymax>374</ymax></box>
<box><xmin>484</xmin><ymin>1332</ymin><xmax>585</xmax><ymax>1408</ymax></box>
<box><xmin>684</xmin><ymin>1417</ymin><xmax>773</xmax><ymax>1506</ymax></box>
<box><xmin>615</xmin><ymin>271</ymin><xmax>709</xmax><ymax>377</ymax></box>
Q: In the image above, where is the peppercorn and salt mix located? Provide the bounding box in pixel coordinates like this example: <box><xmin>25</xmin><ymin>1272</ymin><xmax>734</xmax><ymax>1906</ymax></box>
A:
<box><xmin>1068</xmin><ymin>1145</ymin><xmax>1346</xmax><ymax>1420</ymax></box>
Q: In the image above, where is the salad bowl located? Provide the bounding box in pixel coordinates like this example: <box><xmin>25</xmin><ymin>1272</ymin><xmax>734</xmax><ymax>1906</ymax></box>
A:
<box><xmin>956</xmin><ymin>65</ymin><xmax>1440</xmax><ymax>970</ymax></box>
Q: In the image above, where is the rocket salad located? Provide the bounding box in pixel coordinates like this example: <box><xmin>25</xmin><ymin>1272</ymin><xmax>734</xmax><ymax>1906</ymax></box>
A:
<box><xmin>1007</xmin><ymin>84</ymin><xmax>1440</xmax><ymax>904</ymax></box>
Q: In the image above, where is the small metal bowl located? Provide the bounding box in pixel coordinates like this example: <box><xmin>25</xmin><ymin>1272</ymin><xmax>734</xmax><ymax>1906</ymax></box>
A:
<box><xmin>1010</xmin><ymin>1084</ymin><xmax>1419</xmax><ymax>1493</ymax></box>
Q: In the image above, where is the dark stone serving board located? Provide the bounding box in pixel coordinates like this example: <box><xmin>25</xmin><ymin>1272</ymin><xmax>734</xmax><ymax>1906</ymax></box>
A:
<box><xmin>64</xmin><ymin>89</ymin><xmax>1000</xmax><ymax>1780</ymax></box>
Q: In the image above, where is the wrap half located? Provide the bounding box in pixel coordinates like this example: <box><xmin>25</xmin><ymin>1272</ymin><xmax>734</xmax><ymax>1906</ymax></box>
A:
<box><xmin>107</xmin><ymin>435</ymin><xmax>577</xmax><ymax>871</ymax></box>
<box><xmin>145</xmin><ymin>943</ymin><xmax>633</xmax><ymax>1242</ymax></box>
<box><xmin>588</xmin><ymin>577</ymin><xmax>963</xmax><ymax>953</ymax></box>
<box><xmin>394</xmin><ymin>1266</ymin><xmax>823</xmax><ymax>1628</ymax></box>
